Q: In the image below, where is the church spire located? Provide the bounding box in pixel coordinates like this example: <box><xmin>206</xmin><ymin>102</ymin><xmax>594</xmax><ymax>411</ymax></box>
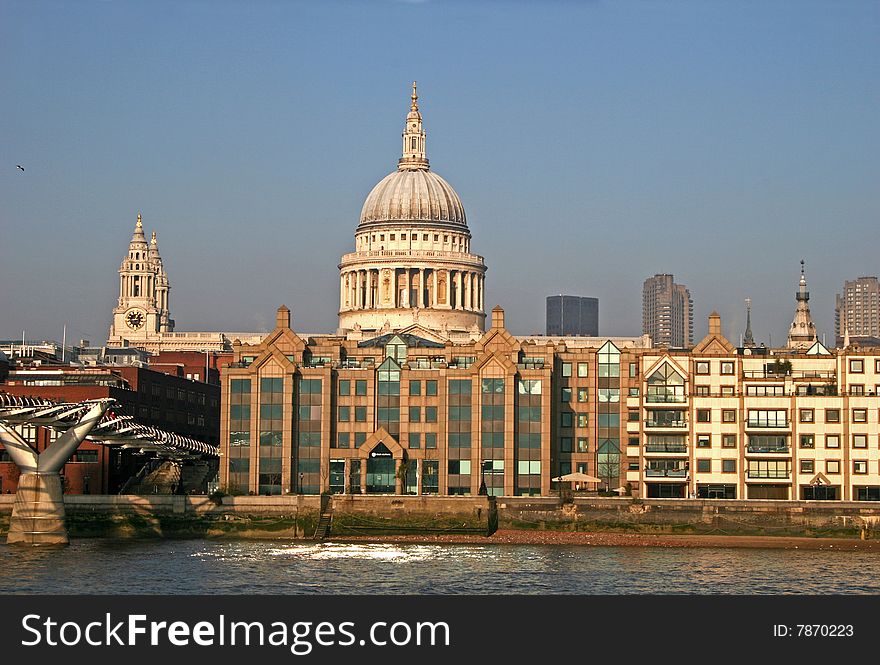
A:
<box><xmin>398</xmin><ymin>81</ymin><xmax>429</xmax><ymax>170</ymax></box>
<box><xmin>743</xmin><ymin>297</ymin><xmax>756</xmax><ymax>347</ymax></box>
<box><xmin>130</xmin><ymin>212</ymin><xmax>147</xmax><ymax>245</ymax></box>
<box><xmin>787</xmin><ymin>260</ymin><xmax>817</xmax><ymax>349</ymax></box>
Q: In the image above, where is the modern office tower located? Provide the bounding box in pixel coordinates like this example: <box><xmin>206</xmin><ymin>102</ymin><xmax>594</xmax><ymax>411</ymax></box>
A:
<box><xmin>642</xmin><ymin>274</ymin><xmax>693</xmax><ymax>348</ymax></box>
<box><xmin>546</xmin><ymin>295</ymin><xmax>599</xmax><ymax>336</ymax></box>
<box><xmin>836</xmin><ymin>276</ymin><xmax>880</xmax><ymax>347</ymax></box>
<box><xmin>787</xmin><ymin>260</ymin><xmax>818</xmax><ymax>350</ymax></box>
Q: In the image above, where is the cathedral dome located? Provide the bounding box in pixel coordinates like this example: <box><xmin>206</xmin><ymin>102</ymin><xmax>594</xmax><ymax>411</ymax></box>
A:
<box><xmin>359</xmin><ymin>168</ymin><xmax>466</xmax><ymax>228</ymax></box>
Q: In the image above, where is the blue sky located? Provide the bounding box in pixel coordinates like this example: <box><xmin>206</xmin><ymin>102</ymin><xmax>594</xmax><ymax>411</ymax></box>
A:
<box><xmin>1</xmin><ymin>0</ymin><xmax>877</xmax><ymax>345</ymax></box>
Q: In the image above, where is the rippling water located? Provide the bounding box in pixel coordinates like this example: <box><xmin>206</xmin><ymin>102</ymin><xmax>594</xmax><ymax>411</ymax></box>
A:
<box><xmin>2</xmin><ymin>540</ymin><xmax>880</xmax><ymax>594</ymax></box>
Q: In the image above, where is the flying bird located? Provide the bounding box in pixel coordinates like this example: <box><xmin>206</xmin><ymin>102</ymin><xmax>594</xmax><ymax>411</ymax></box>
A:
<box><xmin>16</xmin><ymin>165</ymin><xmax>24</xmax><ymax>171</ymax></box>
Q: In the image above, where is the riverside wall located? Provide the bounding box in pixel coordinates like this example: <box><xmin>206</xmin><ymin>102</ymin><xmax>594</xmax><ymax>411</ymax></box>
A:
<box><xmin>2</xmin><ymin>494</ymin><xmax>880</xmax><ymax>540</ymax></box>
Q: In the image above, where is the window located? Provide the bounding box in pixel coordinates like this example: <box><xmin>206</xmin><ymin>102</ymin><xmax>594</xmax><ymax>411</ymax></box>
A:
<box><xmin>628</xmin><ymin>436</ymin><xmax>639</xmax><ymax>447</ymax></box>
<box><xmin>355</xmin><ymin>380</ymin><xmax>367</xmax><ymax>396</ymax></box>
<box><xmin>854</xmin><ymin>460</ymin><xmax>868</xmax><ymax>474</ymax></box>
<box><xmin>853</xmin><ymin>434</ymin><xmax>868</xmax><ymax>449</ymax></box>
<box><xmin>577</xmin><ymin>438</ymin><xmax>588</xmax><ymax>452</ymax></box>
<box><xmin>577</xmin><ymin>363</ymin><xmax>589</xmax><ymax>378</ymax></box>
<box><xmin>336</xmin><ymin>432</ymin><xmax>349</xmax><ymax>448</ymax></box>
<box><xmin>578</xmin><ymin>413</ymin><xmax>589</xmax><ymax>428</ymax></box>
<box><xmin>696</xmin><ymin>459</ymin><xmax>711</xmax><ymax>473</ymax></box>
<box><xmin>722</xmin><ymin>460</ymin><xmax>736</xmax><ymax>473</ymax></box>
<box><xmin>720</xmin><ymin>386</ymin><xmax>735</xmax><ymax>397</ymax></box>
<box><xmin>409</xmin><ymin>432</ymin><xmax>420</xmax><ymax>449</ymax></box>
<box><xmin>799</xmin><ymin>409</ymin><xmax>814</xmax><ymax>423</ymax></box>
<box><xmin>426</xmin><ymin>380</ymin><xmax>437</xmax><ymax>396</ymax></box>
<box><xmin>853</xmin><ymin>409</ymin><xmax>867</xmax><ymax>423</ymax></box>
<box><xmin>338</xmin><ymin>406</ymin><xmax>350</xmax><ymax>421</ymax></box>
<box><xmin>561</xmin><ymin>437</ymin><xmax>573</xmax><ymax>453</ymax></box>
<box><xmin>747</xmin><ymin>410</ymin><xmax>788</xmax><ymax>427</ymax></box>
<box><xmin>577</xmin><ymin>388</ymin><xmax>588</xmax><ymax>402</ymax></box>
<box><xmin>425</xmin><ymin>406</ymin><xmax>437</xmax><ymax>422</ymax></box>
<box><xmin>448</xmin><ymin>460</ymin><xmax>471</xmax><ymax>475</ymax></box>
<box><xmin>561</xmin><ymin>362</ymin><xmax>572</xmax><ymax>378</ymax></box>
<box><xmin>409</xmin><ymin>406</ymin><xmax>421</xmax><ymax>423</ymax></box>
<box><xmin>721</xmin><ymin>361</ymin><xmax>734</xmax><ymax>375</ymax></box>
<box><xmin>561</xmin><ymin>387</ymin><xmax>572</xmax><ymax>402</ymax></box>
<box><xmin>627</xmin><ymin>410</ymin><xmax>639</xmax><ymax>422</ymax></box>
<box><xmin>409</xmin><ymin>380</ymin><xmax>421</xmax><ymax>396</ymax></box>
<box><xmin>722</xmin><ymin>409</ymin><xmax>736</xmax><ymax>423</ymax></box>
<box><xmin>876</xmin><ymin>360</ymin><xmax>880</xmax><ymax>373</ymax></box>
<box><xmin>697</xmin><ymin>409</ymin><xmax>711</xmax><ymax>423</ymax></box>
<box><xmin>747</xmin><ymin>385</ymin><xmax>785</xmax><ymax>396</ymax></box>
<box><xmin>850</xmin><ymin>359</ymin><xmax>864</xmax><ymax>373</ymax></box>
<box><xmin>826</xmin><ymin>434</ymin><xmax>840</xmax><ymax>449</ymax></box>
<box><xmin>722</xmin><ymin>434</ymin><xmax>736</xmax><ymax>448</ymax></box>
<box><xmin>338</xmin><ymin>380</ymin><xmax>350</xmax><ymax>396</ymax></box>
<box><xmin>826</xmin><ymin>460</ymin><xmax>840</xmax><ymax>474</ymax></box>
<box><xmin>647</xmin><ymin>364</ymin><xmax>685</xmax><ymax>402</ymax></box>
<box><xmin>825</xmin><ymin>409</ymin><xmax>840</xmax><ymax>423</ymax></box>
<box><xmin>799</xmin><ymin>434</ymin><xmax>814</xmax><ymax>449</ymax></box>
<box><xmin>425</xmin><ymin>433</ymin><xmax>437</xmax><ymax>449</ymax></box>
<box><xmin>629</xmin><ymin>363</ymin><xmax>638</xmax><ymax>378</ymax></box>
<box><xmin>850</xmin><ymin>384</ymin><xmax>865</xmax><ymax>396</ymax></box>
<box><xmin>560</xmin><ymin>412</ymin><xmax>573</xmax><ymax>428</ymax></box>
<box><xmin>800</xmin><ymin>460</ymin><xmax>814</xmax><ymax>474</ymax></box>
<box><xmin>355</xmin><ymin>432</ymin><xmax>366</xmax><ymax>447</ymax></box>
<box><xmin>697</xmin><ymin>434</ymin><xmax>711</xmax><ymax>448</ymax></box>
<box><xmin>354</xmin><ymin>406</ymin><xmax>367</xmax><ymax>422</ymax></box>
<box><xmin>695</xmin><ymin>361</ymin><xmax>710</xmax><ymax>375</ymax></box>
<box><xmin>694</xmin><ymin>385</ymin><xmax>710</xmax><ymax>397</ymax></box>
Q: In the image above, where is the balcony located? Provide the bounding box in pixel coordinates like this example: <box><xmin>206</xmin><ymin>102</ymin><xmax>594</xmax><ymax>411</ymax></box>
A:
<box><xmin>746</xmin><ymin>444</ymin><xmax>790</xmax><ymax>454</ymax></box>
<box><xmin>645</xmin><ymin>443</ymin><xmax>688</xmax><ymax>454</ymax></box>
<box><xmin>645</xmin><ymin>468</ymin><xmax>688</xmax><ymax>478</ymax></box>
<box><xmin>645</xmin><ymin>394</ymin><xmax>687</xmax><ymax>404</ymax></box>
<box><xmin>645</xmin><ymin>419</ymin><xmax>688</xmax><ymax>428</ymax></box>
<box><xmin>746</xmin><ymin>420</ymin><xmax>790</xmax><ymax>430</ymax></box>
<box><xmin>747</xmin><ymin>470</ymin><xmax>791</xmax><ymax>480</ymax></box>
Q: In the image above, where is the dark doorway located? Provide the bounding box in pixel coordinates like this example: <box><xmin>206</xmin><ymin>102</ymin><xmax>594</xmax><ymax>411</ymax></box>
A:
<box><xmin>366</xmin><ymin>443</ymin><xmax>396</xmax><ymax>494</ymax></box>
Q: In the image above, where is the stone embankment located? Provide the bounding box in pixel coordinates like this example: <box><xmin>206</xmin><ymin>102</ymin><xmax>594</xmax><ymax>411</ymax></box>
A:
<box><xmin>1</xmin><ymin>494</ymin><xmax>880</xmax><ymax>544</ymax></box>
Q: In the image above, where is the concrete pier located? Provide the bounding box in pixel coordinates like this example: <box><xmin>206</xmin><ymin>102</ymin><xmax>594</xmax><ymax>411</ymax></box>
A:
<box><xmin>6</xmin><ymin>474</ymin><xmax>68</xmax><ymax>545</ymax></box>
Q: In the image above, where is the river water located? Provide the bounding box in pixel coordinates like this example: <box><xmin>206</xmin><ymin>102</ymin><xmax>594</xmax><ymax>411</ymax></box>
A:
<box><xmin>2</xmin><ymin>540</ymin><xmax>879</xmax><ymax>594</ymax></box>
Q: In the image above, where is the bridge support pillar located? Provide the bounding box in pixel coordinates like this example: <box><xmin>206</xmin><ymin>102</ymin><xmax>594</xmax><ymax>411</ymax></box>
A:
<box><xmin>7</xmin><ymin>474</ymin><xmax>68</xmax><ymax>546</ymax></box>
<box><xmin>0</xmin><ymin>400</ymin><xmax>111</xmax><ymax>546</ymax></box>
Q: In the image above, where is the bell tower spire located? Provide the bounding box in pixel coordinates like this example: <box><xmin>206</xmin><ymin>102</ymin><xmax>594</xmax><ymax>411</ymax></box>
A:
<box><xmin>787</xmin><ymin>260</ymin><xmax>818</xmax><ymax>349</ymax></box>
<box><xmin>743</xmin><ymin>297</ymin><xmax>756</xmax><ymax>348</ymax></box>
<box><xmin>398</xmin><ymin>81</ymin><xmax>429</xmax><ymax>170</ymax></box>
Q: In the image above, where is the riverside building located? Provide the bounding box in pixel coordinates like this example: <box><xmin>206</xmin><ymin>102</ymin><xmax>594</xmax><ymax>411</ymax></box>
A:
<box><xmin>218</xmin><ymin>86</ymin><xmax>880</xmax><ymax>501</ymax></box>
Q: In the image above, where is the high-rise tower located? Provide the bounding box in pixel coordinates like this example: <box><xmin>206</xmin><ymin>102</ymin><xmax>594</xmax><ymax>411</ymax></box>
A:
<box><xmin>642</xmin><ymin>274</ymin><xmax>693</xmax><ymax>348</ymax></box>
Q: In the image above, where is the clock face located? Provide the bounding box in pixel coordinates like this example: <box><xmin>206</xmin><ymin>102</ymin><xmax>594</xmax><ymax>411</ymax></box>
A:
<box><xmin>125</xmin><ymin>309</ymin><xmax>145</xmax><ymax>330</ymax></box>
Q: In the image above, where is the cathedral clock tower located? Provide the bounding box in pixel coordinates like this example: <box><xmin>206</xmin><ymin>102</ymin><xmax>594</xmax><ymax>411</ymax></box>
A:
<box><xmin>108</xmin><ymin>213</ymin><xmax>174</xmax><ymax>346</ymax></box>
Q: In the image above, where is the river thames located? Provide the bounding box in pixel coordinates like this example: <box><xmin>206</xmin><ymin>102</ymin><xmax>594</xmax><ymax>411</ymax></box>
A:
<box><xmin>2</xmin><ymin>540</ymin><xmax>880</xmax><ymax>594</ymax></box>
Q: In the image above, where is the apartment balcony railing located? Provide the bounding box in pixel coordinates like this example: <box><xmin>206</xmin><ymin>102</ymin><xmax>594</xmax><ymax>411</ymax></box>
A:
<box><xmin>746</xmin><ymin>444</ymin><xmax>790</xmax><ymax>454</ymax></box>
<box><xmin>645</xmin><ymin>443</ymin><xmax>688</xmax><ymax>453</ymax></box>
<box><xmin>746</xmin><ymin>420</ymin><xmax>790</xmax><ymax>429</ymax></box>
<box><xmin>645</xmin><ymin>394</ymin><xmax>687</xmax><ymax>403</ymax></box>
<box><xmin>645</xmin><ymin>468</ymin><xmax>688</xmax><ymax>478</ymax></box>
<box><xmin>645</xmin><ymin>420</ymin><xmax>688</xmax><ymax>428</ymax></box>
<box><xmin>747</xmin><ymin>470</ymin><xmax>790</xmax><ymax>479</ymax></box>
<box><xmin>742</xmin><ymin>370</ymin><xmax>836</xmax><ymax>380</ymax></box>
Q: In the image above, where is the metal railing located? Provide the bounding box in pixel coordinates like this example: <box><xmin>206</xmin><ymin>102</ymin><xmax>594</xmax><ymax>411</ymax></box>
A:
<box><xmin>645</xmin><ymin>468</ymin><xmax>688</xmax><ymax>477</ymax></box>
<box><xmin>645</xmin><ymin>419</ymin><xmax>688</xmax><ymax>428</ymax></box>
<box><xmin>645</xmin><ymin>443</ymin><xmax>688</xmax><ymax>453</ymax></box>
<box><xmin>746</xmin><ymin>444</ymin><xmax>790</xmax><ymax>454</ymax></box>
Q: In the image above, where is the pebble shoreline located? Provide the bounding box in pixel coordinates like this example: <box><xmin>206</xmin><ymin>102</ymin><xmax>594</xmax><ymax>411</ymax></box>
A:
<box><xmin>337</xmin><ymin>529</ymin><xmax>880</xmax><ymax>551</ymax></box>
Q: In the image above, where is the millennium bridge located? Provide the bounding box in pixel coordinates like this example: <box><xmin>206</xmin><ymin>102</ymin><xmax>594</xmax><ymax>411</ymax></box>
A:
<box><xmin>0</xmin><ymin>393</ymin><xmax>217</xmax><ymax>545</ymax></box>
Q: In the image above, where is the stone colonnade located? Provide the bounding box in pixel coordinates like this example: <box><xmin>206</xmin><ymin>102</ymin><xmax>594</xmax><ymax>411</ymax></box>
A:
<box><xmin>340</xmin><ymin>267</ymin><xmax>485</xmax><ymax>311</ymax></box>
